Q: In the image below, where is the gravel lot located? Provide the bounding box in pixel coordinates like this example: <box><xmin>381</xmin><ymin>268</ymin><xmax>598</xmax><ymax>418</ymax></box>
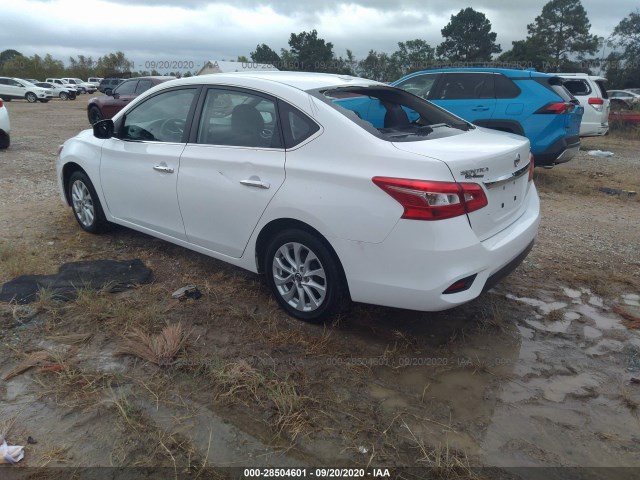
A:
<box><xmin>1</xmin><ymin>97</ymin><xmax>639</xmax><ymax>477</ymax></box>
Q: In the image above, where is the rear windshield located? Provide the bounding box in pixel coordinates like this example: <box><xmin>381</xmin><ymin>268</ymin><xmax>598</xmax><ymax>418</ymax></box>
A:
<box><xmin>309</xmin><ymin>86</ymin><xmax>471</xmax><ymax>142</ymax></box>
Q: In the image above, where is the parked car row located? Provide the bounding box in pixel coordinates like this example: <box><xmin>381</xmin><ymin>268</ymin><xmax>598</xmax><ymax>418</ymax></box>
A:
<box><xmin>0</xmin><ymin>77</ymin><xmax>53</xmax><ymax>103</ymax></box>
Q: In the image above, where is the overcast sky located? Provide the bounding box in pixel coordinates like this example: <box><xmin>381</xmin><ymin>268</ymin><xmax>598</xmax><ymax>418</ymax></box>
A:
<box><xmin>0</xmin><ymin>0</ymin><xmax>634</xmax><ymax>72</ymax></box>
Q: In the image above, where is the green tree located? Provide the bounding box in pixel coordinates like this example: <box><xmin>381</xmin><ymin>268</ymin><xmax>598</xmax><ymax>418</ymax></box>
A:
<box><xmin>526</xmin><ymin>0</ymin><xmax>599</xmax><ymax>70</ymax></box>
<box><xmin>392</xmin><ymin>39</ymin><xmax>435</xmax><ymax>76</ymax></box>
<box><xmin>95</xmin><ymin>51</ymin><xmax>134</xmax><ymax>77</ymax></box>
<box><xmin>237</xmin><ymin>55</ymin><xmax>249</xmax><ymax>63</ymax></box>
<box><xmin>250</xmin><ymin>43</ymin><xmax>281</xmax><ymax>65</ymax></box>
<box><xmin>357</xmin><ymin>50</ymin><xmax>399</xmax><ymax>82</ymax></box>
<box><xmin>286</xmin><ymin>29</ymin><xmax>335</xmax><ymax>72</ymax></box>
<box><xmin>606</xmin><ymin>10</ymin><xmax>640</xmax><ymax>88</ymax></box>
<box><xmin>67</xmin><ymin>55</ymin><xmax>95</xmax><ymax>80</ymax></box>
<box><xmin>436</xmin><ymin>8</ymin><xmax>501</xmax><ymax>62</ymax></box>
<box><xmin>498</xmin><ymin>38</ymin><xmax>551</xmax><ymax>71</ymax></box>
<box><xmin>0</xmin><ymin>49</ymin><xmax>23</xmax><ymax>71</ymax></box>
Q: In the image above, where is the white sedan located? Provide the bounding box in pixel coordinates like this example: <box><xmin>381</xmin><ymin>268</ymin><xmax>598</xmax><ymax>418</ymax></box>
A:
<box><xmin>0</xmin><ymin>97</ymin><xmax>10</xmax><ymax>149</ymax></box>
<box><xmin>56</xmin><ymin>72</ymin><xmax>540</xmax><ymax>321</ymax></box>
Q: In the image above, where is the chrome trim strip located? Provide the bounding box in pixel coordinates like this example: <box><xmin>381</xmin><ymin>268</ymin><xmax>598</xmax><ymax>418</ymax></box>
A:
<box><xmin>482</xmin><ymin>162</ymin><xmax>530</xmax><ymax>189</ymax></box>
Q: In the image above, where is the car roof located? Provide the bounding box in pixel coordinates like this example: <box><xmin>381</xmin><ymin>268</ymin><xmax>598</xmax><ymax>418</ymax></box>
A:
<box><xmin>395</xmin><ymin>67</ymin><xmax>554</xmax><ymax>80</ymax></box>
<box><xmin>166</xmin><ymin>71</ymin><xmax>383</xmax><ymax>91</ymax></box>
<box><xmin>552</xmin><ymin>73</ymin><xmax>607</xmax><ymax>81</ymax></box>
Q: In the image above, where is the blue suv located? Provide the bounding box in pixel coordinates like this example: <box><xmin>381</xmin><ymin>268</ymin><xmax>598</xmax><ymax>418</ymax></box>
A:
<box><xmin>391</xmin><ymin>68</ymin><xmax>583</xmax><ymax>167</ymax></box>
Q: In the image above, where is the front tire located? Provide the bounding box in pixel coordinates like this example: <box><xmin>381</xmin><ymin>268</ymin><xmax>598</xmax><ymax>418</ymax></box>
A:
<box><xmin>68</xmin><ymin>171</ymin><xmax>110</xmax><ymax>233</ymax></box>
<box><xmin>25</xmin><ymin>92</ymin><xmax>37</xmax><ymax>103</ymax></box>
<box><xmin>88</xmin><ymin>105</ymin><xmax>103</xmax><ymax>125</ymax></box>
<box><xmin>60</xmin><ymin>92</ymin><xmax>69</xmax><ymax>100</ymax></box>
<box><xmin>264</xmin><ymin>229</ymin><xmax>349</xmax><ymax>322</ymax></box>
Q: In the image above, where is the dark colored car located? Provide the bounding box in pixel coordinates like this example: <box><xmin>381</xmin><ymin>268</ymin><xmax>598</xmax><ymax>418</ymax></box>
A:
<box><xmin>392</xmin><ymin>68</ymin><xmax>584</xmax><ymax>167</ymax></box>
<box><xmin>88</xmin><ymin>76</ymin><xmax>175</xmax><ymax>124</ymax></box>
<box><xmin>98</xmin><ymin>78</ymin><xmax>124</xmax><ymax>95</ymax></box>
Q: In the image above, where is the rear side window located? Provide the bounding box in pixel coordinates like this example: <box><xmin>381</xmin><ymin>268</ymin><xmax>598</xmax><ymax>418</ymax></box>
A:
<box><xmin>135</xmin><ymin>80</ymin><xmax>153</xmax><ymax>94</ymax></box>
<box><xmin>436</xmin><ymin>73</ymin><xmax>494</xmax><ymax>100</ymax></box>
<box><xmin>563</xmin><ymin>79</ymin><xmax>591</xmax><ymax>96</ymax></box>
<box><xmin>595</xmin><ymin>80</ymin><xmax>608</xmax><ymax>99</ymax></box>
<box><xmin>278</xmin><ymin>101</ymin><xmax>320</xmax><ymax>148</ymax></box>
<box><xmin>394</xmin><ymin>74</ymin><xmax>439</xmax><ymax>99</ymax></box>
<box><xmin>494</xmin><ymin>74</ymin><xmax>521</xmax><ymax>98</ymax></box>
<box><xmin>537</xmin><ymin>77</ymin><xmax>575</xmax><ymax>102</ymax></box>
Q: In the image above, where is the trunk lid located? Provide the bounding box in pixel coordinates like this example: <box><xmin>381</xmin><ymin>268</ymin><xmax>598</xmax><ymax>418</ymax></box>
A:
<box><xmin>392</xmin><ymin>127</ymin><xmax>532</xmax><ymax>241</ymax></box>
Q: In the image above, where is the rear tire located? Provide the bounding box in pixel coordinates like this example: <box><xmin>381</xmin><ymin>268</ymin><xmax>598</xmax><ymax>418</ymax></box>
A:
<box><xmin>264</xmin><ymin>229</ymin><xmax>349</xmax><ymax>322</ymax></box>
<box><xmin>68</xmin><ymin>171</ymin><xmax>111</xmax><ymax>233</ymax></box>
<box><xmin>0</xmin><ymin>132</ymin><xmax>9</xmax><ymax>149</ymax></box>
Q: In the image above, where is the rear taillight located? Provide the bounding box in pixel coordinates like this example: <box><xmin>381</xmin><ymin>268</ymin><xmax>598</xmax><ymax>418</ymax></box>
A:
<box><xmin>588</xmin><ymin>97</ymin><xmax>604</xmax><ymax>112</ymax></box>
<box><xmin>0</xmin><ymin>99</ymin><xmax>3</xmax><ymax>108</ymax></box>
<box><xmin>536</xmin><ymin>102</ymin><xmax>575</xmax><ymax>114</ymax></box>
<box><xmin>372</xmin><ymin>177</ymin><xmax>488</xmax><ymax>221</ymax></box>
<box><xmin>528</xmin><ymin>153</ymin><xmax>535</xmax><ymax>181</ymax></box>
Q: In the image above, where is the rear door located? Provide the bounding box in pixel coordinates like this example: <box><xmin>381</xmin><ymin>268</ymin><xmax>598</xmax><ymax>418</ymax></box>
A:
<box><xmin>177</xmin><ymin>87</ymin><xmax>286</xmax><ymax>258</ymax></box>
<box><xmin>430</xmin><ymin>73</ymin><xmax>497</xmax><ymax>122</ymax></box>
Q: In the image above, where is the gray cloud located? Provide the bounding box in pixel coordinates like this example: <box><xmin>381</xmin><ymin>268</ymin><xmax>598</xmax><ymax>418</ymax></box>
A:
<box><xmin>1</xmin><ymin>0</ymin><xmax>633</xmax><ymax>72</ymax></box>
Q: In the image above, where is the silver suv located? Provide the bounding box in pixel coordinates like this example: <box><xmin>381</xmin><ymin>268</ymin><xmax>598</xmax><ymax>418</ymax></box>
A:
<box><xmin>554</xmin><ymin>73</ymin><xmax>609</xmax><ymax>137</ymax></box>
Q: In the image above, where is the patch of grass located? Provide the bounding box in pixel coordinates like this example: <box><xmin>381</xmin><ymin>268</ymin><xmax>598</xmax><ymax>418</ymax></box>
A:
<box><xmin>0</xmin><ymin>242</ymin><xmax>44</xmax><ymax>282</ymax></box>
<box><xmin>210</xmin><ymin>359</ymin><xmax>314</xmax><ymax>441</ymax></box>
<box><xmin>401</xmin><ymin>418</ymin><xmax>476</xmax><ymax>479</ymax></box>
<box><xmin>620</xmin><ymin>386</ymin><xmax>639</xmax><ymax>416</ymax></box>
<box><xmin>118</xmin><ymin>322</ymin><xmax>192</xmax><ymax>367</ymax></box>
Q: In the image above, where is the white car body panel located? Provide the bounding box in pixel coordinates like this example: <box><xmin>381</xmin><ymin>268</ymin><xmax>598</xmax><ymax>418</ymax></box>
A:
<box><xmin>57</xmin><ymin>72</ymin><xmax>540</xmax><ymax>313</ymax></box>
<box><xmin>0</xmin><ymin>98</ymin><xmax>10</xmax><ymax>147</ymax></box>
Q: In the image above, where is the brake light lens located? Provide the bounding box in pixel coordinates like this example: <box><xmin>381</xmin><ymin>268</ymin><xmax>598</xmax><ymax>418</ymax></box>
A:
<box><xmin>372</xmin><ymin>177</ymin><xmax>488</xmax><ymax>221</ymax></box>
<box><xmin>528</xmin><ymin>153</ymin><xmax>535</xmax><ymax>182</ymax></box>
<box><xmin>536</xmin><ymin>102</ymin><xmax>575</xmax><ymax>114</ymax></box>
<box><xmin>588</xmin><ymin>97</ymin><xmax>604</xmax><ymax>112</ymax></box>
<box><xmin>0</xmin><ymin>99</ymin><xmax>3</xmax><ymax>108</ymax></box>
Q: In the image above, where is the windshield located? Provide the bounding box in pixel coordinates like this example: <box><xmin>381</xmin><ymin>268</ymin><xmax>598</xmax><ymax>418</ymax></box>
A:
<box><xmin>309</xmin><ymin>85</ymin><xmax>471</xmax><ymax>142</ymax></box>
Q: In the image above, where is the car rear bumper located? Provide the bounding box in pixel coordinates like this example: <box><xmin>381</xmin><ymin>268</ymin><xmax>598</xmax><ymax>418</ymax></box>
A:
<box><xmin>534</xmin><ymin>135</ymin><xmax>580</xmax><ymax>166</ymax></box>
<box><xmin>580</xmin><ymin>122</ymin><xmax>609</xmax><ymax>137</ymax></box>
<box><xmin>333</xmin><ymin>185</ymin><xmax>540</xmax><ymax>312</ymax></box>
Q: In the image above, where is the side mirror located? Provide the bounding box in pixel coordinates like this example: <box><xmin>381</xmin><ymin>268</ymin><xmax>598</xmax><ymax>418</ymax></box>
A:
<box><xmin>93</xmin><ymin>119</ymin><xmax>114</xmax><ymax>139</ymax></box>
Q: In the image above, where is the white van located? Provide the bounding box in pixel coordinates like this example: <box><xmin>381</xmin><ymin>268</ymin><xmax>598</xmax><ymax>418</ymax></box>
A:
<box><xmin>553</xmin><ymin>73</ymin><xmax>609</xmax><ymax>137</ymax></box>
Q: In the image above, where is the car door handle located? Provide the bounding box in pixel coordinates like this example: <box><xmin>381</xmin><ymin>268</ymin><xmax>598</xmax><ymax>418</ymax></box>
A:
<box><xmin>472</xmin><ymin>106</ymin><xmax>490</xmax><ymax>111</ymax></box>
<box><xmin>153</xmin><ymin>164</ymin><xmax>174</xmax><ymax>173</ymax></box>
<box><xmin>240</xmin><ymin>179</ymin><xmax>270</xmax><ymax>189</ymax></box>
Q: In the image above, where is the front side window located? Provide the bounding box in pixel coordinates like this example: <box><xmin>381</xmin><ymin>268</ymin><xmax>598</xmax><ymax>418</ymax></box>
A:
<box><xmin>121</xmin><ymin>88</ymin><xmax>196</xmax><ymax>143</ymax></box>
<box><xmin>196</xmin><ymin>89</ymin><xmax>281</xmax><ymax>148</ymax></box>
<box><xmin>114</xmin><ymin>80</ymin><xmax>137</xmax><ymax>96</ymax></box>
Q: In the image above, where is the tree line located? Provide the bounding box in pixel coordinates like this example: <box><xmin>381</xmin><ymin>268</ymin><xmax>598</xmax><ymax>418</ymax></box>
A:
<box><xmin>0</xmin><ymin>0</ymin><xmax>637</xmax><ymax>88</ymax></box>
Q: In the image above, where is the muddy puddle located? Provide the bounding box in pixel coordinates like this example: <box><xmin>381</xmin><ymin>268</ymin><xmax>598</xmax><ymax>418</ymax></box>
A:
<box><xmin>1</xmin><ymin>283</ymin><xmax>639</xmax><ymax>473</ymax></box>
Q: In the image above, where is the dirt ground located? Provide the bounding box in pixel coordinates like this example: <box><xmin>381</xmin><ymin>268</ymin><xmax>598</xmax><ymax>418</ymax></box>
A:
<box><xmin>1</xmin><ymin>96</ymin><xmax>639</xmax><ymax>479</ymax></box>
